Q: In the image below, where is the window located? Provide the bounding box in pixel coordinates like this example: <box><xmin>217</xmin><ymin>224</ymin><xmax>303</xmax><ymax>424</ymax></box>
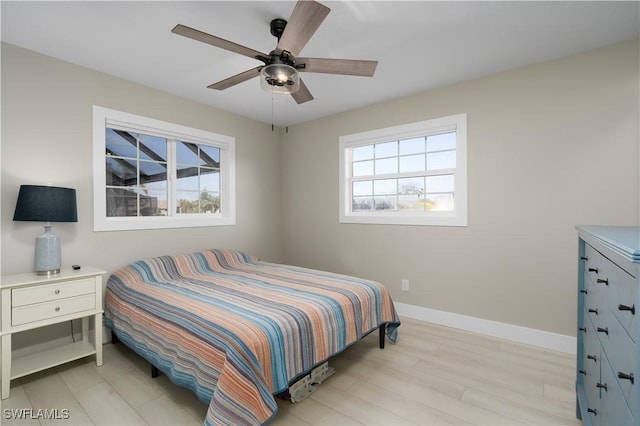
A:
<box><xmin>93</xmin><ymin>106</ymin><xmax>235</xmax><ymax>231</ymax></box>
<box><xmin>339</xmin><ymin>114</ymin><xmax>467</xmax><ymax>226</ymax></box>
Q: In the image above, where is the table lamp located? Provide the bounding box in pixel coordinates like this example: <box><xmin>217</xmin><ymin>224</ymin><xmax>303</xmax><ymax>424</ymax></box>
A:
<box><xmin>13</xmin><ymin>185</ymin><xmax>78</xmax><ymax>275</ymax></box>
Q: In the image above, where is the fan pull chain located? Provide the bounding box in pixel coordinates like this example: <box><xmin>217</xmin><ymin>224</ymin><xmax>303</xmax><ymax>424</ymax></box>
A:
<box><xmin>271</xmin><ymin>92</ymin><xmax>275</xmax><ymax>131</ymax></box>
<box><xmin>283</xmin><ymin>95</ymin><xmax>289</xmax><ymax>133</ymax></box>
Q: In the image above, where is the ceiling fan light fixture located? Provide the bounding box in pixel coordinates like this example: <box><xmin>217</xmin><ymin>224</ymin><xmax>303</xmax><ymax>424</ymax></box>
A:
<box><xmin>173</xmin><ymin>0</ymin><xmax>375</xmax><ymax>105</ymax></box>
<box><xmin>260</xmin><ymin>64</ymin><xmax>300</xmax><ymax>95</ymax></box>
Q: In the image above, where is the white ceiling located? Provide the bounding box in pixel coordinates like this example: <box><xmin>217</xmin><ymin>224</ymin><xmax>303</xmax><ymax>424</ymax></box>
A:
<box><xmin>2</xmin><ymin>1</ymin><xmax>639</xmax><ymax>127</ymax></box>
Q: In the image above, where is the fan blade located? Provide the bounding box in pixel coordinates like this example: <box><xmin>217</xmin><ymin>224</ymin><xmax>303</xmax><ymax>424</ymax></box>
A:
<box><xmin>207</xmin><ymin>66</ymin><xmax>262</xmax><ymax>90</ymax></box>
<box><xmin>291</xmin><ymin>78</ymin><xmax>314</xmax><ymax>104</ymax></box>
<box><xmin>172</xmin><ymin>24</ymin><xmax>266</xmax><ymax>60</ymax></box>
<box><xmin>276</xmin><ymin>1</ymin><xmax>330</xmax><ymax>57</ymax></box>
<box><xmin>298</xmin><ymin>57</ymin><xmax>378</xmax><ymax>77</ymax></box>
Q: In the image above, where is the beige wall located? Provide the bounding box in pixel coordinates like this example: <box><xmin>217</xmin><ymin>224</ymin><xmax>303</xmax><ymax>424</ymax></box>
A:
<box><xmin>281</xmin><ymin>40</ymin><xmax>640</xmax><ymax>336</ymax></box>
<box><xmin>1</xmin><ymin>43</ymin><xmax>283</xmax><ymax>348</ymax></box>
<box><xmin>2</xmin><ymin>43</ymin><xmax>284</xmax><ymax>274</ymax></box>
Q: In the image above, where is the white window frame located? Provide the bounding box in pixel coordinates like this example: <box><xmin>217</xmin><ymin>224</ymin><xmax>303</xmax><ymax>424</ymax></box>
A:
<box><xmin>92</xmin><ymin>106</ymin><xmax>236</xmax><ymax>231</ymax></box>
<box><xmin>339</xmin><ymin>113</ymin><xmax>467</xmax><ymax>226</ymax></box>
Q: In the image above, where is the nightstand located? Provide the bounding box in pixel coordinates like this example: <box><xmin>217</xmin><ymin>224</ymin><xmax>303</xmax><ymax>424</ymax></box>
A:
<box><xmin>1</xmin><ymin>266</ymin><xmax>105</xmax><ymax>399</ymax></box>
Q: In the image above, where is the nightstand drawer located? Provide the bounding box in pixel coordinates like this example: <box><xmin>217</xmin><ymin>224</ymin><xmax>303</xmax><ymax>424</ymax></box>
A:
<box><xmin>12</xmin><ymin>294</ymin><xmax>96</xmax><ymax>326</ymax></box>
<box><xmin>12</xmin><ymin>278</ymin><xmax>95</xmax><ymax>307</ymax></box>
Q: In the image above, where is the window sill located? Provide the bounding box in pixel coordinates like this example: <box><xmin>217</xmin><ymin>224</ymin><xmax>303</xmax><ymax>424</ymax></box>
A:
<box><xmin>339</xmin><ymin>212</ymin><xmax>467</xmax><ymax>227</ymax></box>
<box><xmin>94</xmin><ymin>214</ymin><xmax>236</xmax><ymax>232</ymax></box>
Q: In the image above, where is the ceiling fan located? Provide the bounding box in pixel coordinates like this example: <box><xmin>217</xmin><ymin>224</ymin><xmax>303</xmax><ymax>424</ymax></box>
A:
<box><xmin>171</xmin><ymin>0</ymin><xmax>378</xmax><ymax>104</ymax></box>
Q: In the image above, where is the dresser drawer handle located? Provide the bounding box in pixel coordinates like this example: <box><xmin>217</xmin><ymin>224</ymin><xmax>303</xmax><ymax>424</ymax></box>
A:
<box><xmin>579</xmin><ymin>369</ymin><xmax>587</xmax><ymax>376</ymax></box>
<box><xmin>580</xmin><ymin>289</ymin><xmax>588</xmax><ymax>294</ymax></box>
<box><xmin>581</xmin><ymin>256</ymin><xmax>589</xmax><ymax>261</ymax></box>
<box><xmin>597</xmin><ymin>327</ymin><xmax>608</xmax><ymax>335</ymax></box>
<box><xmin>618</xmin><ymin>304</ymin><xmax>636</xmax><ymax>315</ymax></box>
<box><xmin>579</xmin><ymin>327</ymin><xmax>587</xmax><ymax>333</ymax></box>
<box><xmin>588</xmin><ymin>308</ymin><xmax>598</xmax><ymax>315</ymax></box>
<box><xmin>588</xmin><ymin>268</ymin><xmax>598</xmax><ymax>273</ymax></box>
<box><xmin>55</xmin><ymin>306</ymin><xmax>61</xmax><ymax>312</ymax></box>
<box><xmin>587</xmin><ymin>354</ymin><xmax>597</xmax><ymax>362</ymax></box>
<box><xmin>54</xmin><ymin>289</ymin><xmax>60</xmax><ymax>295</ymax></box>
<box><xmin>596</xmin><ymin>278</ymin><xmax>608</xmax><ymax>285</ymax></box>
<box><xmin>587</xmin><ymin>408</ymin><xmax>597</xmax><ymax>416</ymax></box>
<box><xmin>596</xmin><ymin>382</ymin><xmax>608</xmax><ymax>391</ymax></box>
<box><xmin>618</xmin><ymin>372</ymin><xmax>635</xmax><ymax>384</ymax></box>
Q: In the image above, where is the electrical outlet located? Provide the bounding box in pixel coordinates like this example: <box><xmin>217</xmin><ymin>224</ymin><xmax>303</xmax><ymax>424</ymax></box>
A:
<box><xmin>401</xmin><ymin>278</ymin><xmax>410</xmax><ymax>291</ymax></box>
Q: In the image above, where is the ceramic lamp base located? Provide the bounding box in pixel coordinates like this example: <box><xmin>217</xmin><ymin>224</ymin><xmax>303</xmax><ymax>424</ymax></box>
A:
<box><xmin>34</xmin><ymin>224</ymin><xmax>61</xmax><ymax>275</ymax></box>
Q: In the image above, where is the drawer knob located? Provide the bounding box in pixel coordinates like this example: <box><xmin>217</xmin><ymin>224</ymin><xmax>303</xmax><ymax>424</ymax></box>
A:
<box><xmin>55</xmin><ymin>306</ymin><xmax>61</xmax><ymax>312</ymax></box>
<box><xmin>596</xmin><ymin>278</ymin><xmax>608</xmax><ymax>285</ymax></box>
<box><xmin>580</xmin><ymin>289</ymin><xmax>588</xmax><ymax>294</ymax></box>
<box><xmin>597</xmin><ymin>327</ymin><xmax>608</xmax><ymax>335</ymax></box>
<box><xmin>579</xmin><ymin>369</ymin><xmax>587</xmax><ymax>376</ymax></box>
<box><xmin>54</xmin><ymin>289</ymin><xmax>60</xmax><ymax>294</ymax></box>
<box><xmin>596</xmin><ymin>382</ymin><xmax>608</xmax><ymax>391</ymax></box>
<box><xmin>618</xmin><ymin>372</ymin><xmax>635</xmax><ymax>384</ymax></box>
<box><xmin>581</xmin><ymin>256</ymin><xmax>589</xmax><ymax>261</ymax></box>
<box><xmin>588</xmin><ymin>267</ymin><xmax>598</xmax><ymax>273</ymax></box>
<box><xmin>587</xmin><ymin>408</ymin><xmax>597</xmax><ymax>416</ymax></box>
<box><xmin>618</xmin><ymin>304</ymin><xmax>636</xmax><ymax>315</ymax></box>
<box><xmin>587</xmin><ymin>354</ymin><xmax>597</xmax><ymax>362</ymax></box>
<box><xmin>579</xmin><ymin>327</ymin><xmax>587</xmax><ymax>332</ymax></box>
<box><xmin>588</xmin><ymin>308</ymin><xmax>598</xmax><ymax>315</ymax></box>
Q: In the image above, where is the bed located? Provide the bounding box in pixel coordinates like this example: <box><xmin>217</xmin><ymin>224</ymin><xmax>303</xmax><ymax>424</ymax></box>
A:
<box><xmin>104</xmin><ymin>249</ymin><xmax>400</xmax><ymax>425</ymax></box>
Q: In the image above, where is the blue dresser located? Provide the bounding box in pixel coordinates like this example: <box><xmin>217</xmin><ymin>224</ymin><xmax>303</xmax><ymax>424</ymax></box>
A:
<box><xmin>576</xmin><ymin>226</ymin><xmax>640</xmax><ymax>425</ymax></box>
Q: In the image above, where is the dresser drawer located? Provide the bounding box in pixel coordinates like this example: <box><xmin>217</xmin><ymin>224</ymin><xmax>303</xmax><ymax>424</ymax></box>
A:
<box><xmin>12</xmin><ymin>294</ymin><xmax>96</xmax><ymax>326</ymax></box>
<box><xmin>12</xmin><ymin>278</ymin><xmax>95</xmax><ymax>307</ymax></box>
<box><xmin>583</xmin><ymin>272</ymin><xmax>603</xmax><ymax>328</ymax></box>
<box><xmin>600</xmin><ymin>355</ymin><xmax>636</xmax><ymax>426</ymax></box>
<box><xmin>584</xmin><ymin>244</ymin><xmax>608</xmax><ymax>285</ymax></box>
<box><xmin>608</xmin><ymin>264</ymin><xmax>638</xmax><ymax>341</ymax></box>
<box><xmin>582</xmin><ymin>323</ymin><xmax>601</xmax><ymax>421</ymax></box>
<box><xmin>582</xmin><ymin>319</ymin><xmax>601</xmax><ymax>374</ymax></box>
<box><xmin>602</xmin><ymin>309</ymin><xmax>640</xmax><ymax>419</ymax></box>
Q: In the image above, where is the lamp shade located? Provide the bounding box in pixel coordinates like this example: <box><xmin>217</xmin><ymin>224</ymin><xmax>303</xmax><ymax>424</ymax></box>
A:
<box><xmin>13</xmin><ymin>185</ymin><xmax>78</xmax><ymax>222</ymax></box>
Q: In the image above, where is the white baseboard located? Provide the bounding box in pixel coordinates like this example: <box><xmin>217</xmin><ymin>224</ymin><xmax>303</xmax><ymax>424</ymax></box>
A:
<box><xmin>394</xmin><ymin>302</ymin><xmax>576</xmax><ymax>355</ymax></box>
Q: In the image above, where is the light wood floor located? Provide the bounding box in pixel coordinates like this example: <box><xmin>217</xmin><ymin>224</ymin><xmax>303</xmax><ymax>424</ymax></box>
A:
<box><xmin>2</xmin><ymin>317</ymin><xmax>581</xmax><ymax>425</ymax></box>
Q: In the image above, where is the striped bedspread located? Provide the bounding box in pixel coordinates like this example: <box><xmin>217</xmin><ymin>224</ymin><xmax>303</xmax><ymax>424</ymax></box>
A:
<box><xmin>104</xmin><ymin>249</ymin><xmax>400</xmax><ymax>425</ymax></box>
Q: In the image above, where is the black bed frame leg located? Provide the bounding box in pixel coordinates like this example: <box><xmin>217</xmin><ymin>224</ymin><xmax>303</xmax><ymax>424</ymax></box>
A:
<box><xmin>379</xmin><ymin>324</ymin><xmax>386</xmax><ymax>349</ymax></box>
<box><xmin>111</xmin><ymin>330</ymin><xmax>159</xmax><ymax>378</ymax></box>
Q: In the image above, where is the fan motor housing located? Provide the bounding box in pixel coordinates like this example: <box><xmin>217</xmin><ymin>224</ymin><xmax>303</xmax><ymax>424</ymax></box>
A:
<box><xmin>270</xmin><ymin>19</ymin><xmax>287</xmax><ymax>40</ymax></box>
